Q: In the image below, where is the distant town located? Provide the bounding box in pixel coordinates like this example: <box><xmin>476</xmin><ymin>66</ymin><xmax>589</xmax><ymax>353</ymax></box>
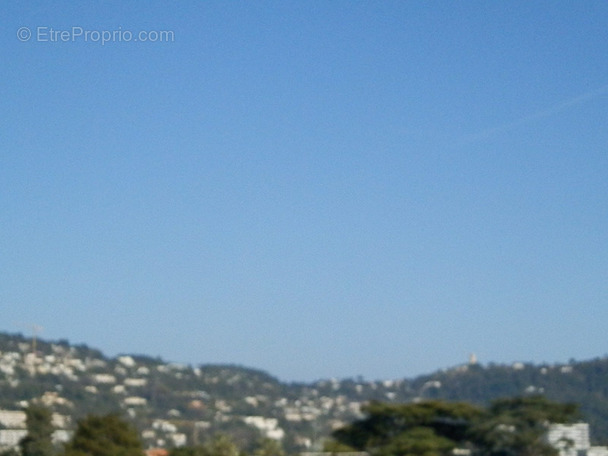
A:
<box><xmin>1</xmin><ymin>332</ymin><xmax>608</xmax><ymax>455</ymax></box>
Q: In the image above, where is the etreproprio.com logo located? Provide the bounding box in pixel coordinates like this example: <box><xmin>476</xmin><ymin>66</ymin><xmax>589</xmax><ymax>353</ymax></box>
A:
<box><xmin>17</xmin><ymin>26</ymin><xmax>175</xmax><ymax>45</ymax></box>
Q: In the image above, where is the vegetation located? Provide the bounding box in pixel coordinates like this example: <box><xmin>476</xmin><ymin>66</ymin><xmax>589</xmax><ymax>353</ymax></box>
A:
<box><xmin>170</xmin><ymin>434</ymin><xmax>287</xmax><ymax>456</ymax></box>
<box><xmin>63</xmin><ymin>414</ymin><xmax>143</xmax><ymax>456</ymax></box>
<box><xmin>329</xmin><ymin>396</ymin><xmax>579</xmax><ymax>456</ymax></box>
<box><xmin>1</xmin><ymin>332</ymin><xmax>608</xmax><ymax>453</ymax></box>
<box><xmin>19</xmin><ymin>403</ymin><xmax>55</xmax><ymax>456</ymax></box>
<box><xmin>253</xmin><ymin>438</ymin><xmax>286</xmax><ymax>456</ymax></box>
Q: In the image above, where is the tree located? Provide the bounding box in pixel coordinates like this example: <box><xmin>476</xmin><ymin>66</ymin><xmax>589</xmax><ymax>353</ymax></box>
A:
<box><xmin>202</xmin><ymin>434</ymin><xmax>240</xmax><ymax>456</ymax></box>
<box><xmin>63</xmin><ymin>413</ymin><xmax>143</xmax><ymax>456</ymax></box>
<box><xmin>332</xmin><ymin>400</ymin><xmax>483</xmax><ymax>456</ymax></box>
<box><xmin>0</xmin><ymin>449</ymin><xmax>21</xmax><ymax>456</ymax></box>
<box><xmin>470</xmin><ymin>396</ymin><xmax>579</xmax><ymax>456</ymax></box>
<box><xmin>376</xmin><ymin>426</ymin><xmax>456</xmax><ymax>456</ymax></box>
<box><xmin>170</xmin><ymin>447</ymin><xmax>205</xmax><ymax>456</ymax></box>
<box><xmin>169</xmin><ymin>434</ymin><xmax>242</xmax><ymax>456</ymax></box>
<box><xmin>19</xmin><ymin>403</ymin><xmax>55</xmax><ymax>456</ymax></box>
<box><xmin>323</xmin><ymin>439</ymin><xmax>357</xmax><ymax>454</ymax></box>
<box><xmin>331</xmin><ymin>397</ymin><xmax>579</xmax><ymax>456</ymax></box>
<box><xmin>253</xmin><ymin>438</ymin><xmax>285</xmax><ymax>456</ymax></box>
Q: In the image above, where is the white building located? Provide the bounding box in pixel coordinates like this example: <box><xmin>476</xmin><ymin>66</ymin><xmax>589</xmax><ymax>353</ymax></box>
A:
<box><xmin>92</xmin><ymin>373</ymin><xmax>117</xmax><ymax>384</ymax></box>
<box><xmin>0</xmin><ymin>409</ymin><xmax>72</xmax><ymax>451</ymax></box>
<box><xmin>0</xmin><ymin>410</ymin><xmax>26</xmax><ymax>428</ymax></box>
<box><xmin>547</xmin><ymin>423</ymin><xmax>608</xmax><ymax>456</ymax></box>
<box><xmin>171</xmin><ymin>433</ymin><xmax>187</xmax><ymax>447</ymax></box>
<box><xmin>0</xmin><ymin>429</ymin><xmax>27</xmax><ymax>448</ymax></box>
<box><xmin>548</xmin><ymin>423</ymin><xmax>590</xmax><ymax>456</ymax></box>
<box><xmin>123</xmin><ymin>396</ymin><xmax>147</xmax><ymax>406</ymax></box>
<box><xmin>589</xmin><ymin>448</ymin><xmax>608</xmax><ymax>456</ymax></box>
<box><xmin>52</xmin><ymin>429</ymin><xmax>73</xmax><ymax>444</ymax></box>
<box><xmin>243</xmin><ymin>416</ymin><xmax>285</xmax><ymax>440</ymax></box>
<box><xmin>118</xmin><ymin>356</ymin><xmax>136</xmax><ymax>367</ymax></box>
<box><xmin>124</xmin><ymin>378</ymin><xmax>148</xmax><ymax>387</ymax></box>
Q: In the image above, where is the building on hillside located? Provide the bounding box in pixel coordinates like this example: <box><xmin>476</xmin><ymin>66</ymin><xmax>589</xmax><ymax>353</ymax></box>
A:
<box><xmin>0</xmin><ymin>409</ymin><xmax>72</xmax><ymax>452</ymax></box>
<box><xmin>547</xmin><ymin>423</ymin><xmax>608</xmax><ymax>456</ymax></box>
<box><xmin>0</xmin><ymin>410</ymin><xmax>26</xmax><ymax>428</ymax></box>
<box><xmin>548</xmin><ymin>423</ymin><xmax>590</xmax><ymax>456</ymax></box>
<box><xmin>243</xmin><ymin>416</ymin><xmax>285</xmax><ymax>440</ymax></box>
<box><xmin>0</xmin><ymin>430</ymin><xmax>27</xmax><ymax>449</ymax></box>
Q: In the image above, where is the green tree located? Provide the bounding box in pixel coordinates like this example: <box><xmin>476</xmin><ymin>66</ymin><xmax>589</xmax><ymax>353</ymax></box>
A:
<box><xmin>19</xmin><ymin>403</ymin><xmax>55</xmax><ymax>456</ymax></box>
<box><xmin>63</xmin><ymin>414</ymin><xmax>143</xmax><ymax>456</ymax></box>
<box><xmin>377</xmin><ymin>426</ymin><xmax>456</xmax><ymax>456</ymax></box>
<box><xmin>202</xmin><ymin>434</ymin><xmax>241</xmax><ymax>456</ymax></box>
<box><xmin>470</xmin><ymin>396</ymin><xmax>579</xmax><ymax>456</ymax></box>
<box><xmin>323</xmin><ymin>439</ymin><xmax>357</xmax><ymax>454</ymax></box>
<box><xmin>332</xmin><ymin>397</ymin><xmax>578</xmax><ymax>456</ymax></box>
<box><xmin>253</xmin><ymin>438</ymin><xmax>285</xmax><ymax>456</ymax></box>
<box><xmin>170</xmin><ymin>434</ymin><xmax>242</xmax><ymax>456</ymax></box>
<box><xmin>332</xmin><ymin>400</ymin><xmax>483</xmax><ymax>456</ymax></box>
<box><xmin>0</xmin><ymin>449</ymin><xmax>21</xmax><ymax>456</ymax></box>
<box><xmin>170</xmin><ymin>447</ymin><xmax>205</xmax><ymax>456</ymax></box>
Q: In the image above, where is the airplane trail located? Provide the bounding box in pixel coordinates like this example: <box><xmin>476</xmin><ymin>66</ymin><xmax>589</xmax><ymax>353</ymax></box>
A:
<box><xmin>460</xmin><ymin>83</ymin><xmax>608</xmax><ymax>144</ymax></box>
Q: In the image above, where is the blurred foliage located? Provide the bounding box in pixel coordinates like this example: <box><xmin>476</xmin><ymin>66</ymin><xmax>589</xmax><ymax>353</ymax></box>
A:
<box><xmin>331</xmin><ymin>396</ymin><xmax>578</xmax><ymax>456</ymax></box>
<box><xmin>1</xmin><ymin>332</ymin><xmax>608</xmax><ymax>453</ymax></box>
<box><xmin>63</xmin><ymin>414</ymin><xmax>143</xmax><ymax>456</ymax></box>
<box><xmin>20</xmin><ymin>403</ymin><xmax>55</xmax><ymax>456</ymax></box>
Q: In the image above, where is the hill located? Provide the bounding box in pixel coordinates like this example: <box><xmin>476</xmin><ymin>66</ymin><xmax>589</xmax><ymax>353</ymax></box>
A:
<box><xmin>1</xmin><ymin>332</ymin><xmax>608</xmax><ymax>452</ymax></box>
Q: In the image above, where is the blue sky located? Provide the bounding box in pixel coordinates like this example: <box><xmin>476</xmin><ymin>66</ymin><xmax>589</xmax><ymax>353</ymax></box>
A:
<box><xmin>1</xmin><ymin>1</ymin><xmax>607</xmax><ymax>382</ymax></box>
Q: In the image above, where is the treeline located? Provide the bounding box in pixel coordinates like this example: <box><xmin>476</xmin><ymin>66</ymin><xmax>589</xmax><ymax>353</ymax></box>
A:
<box><xmin>414</xmin><ymin>360</ymin><xmax>608</xmax><ymax>441</ymax></box>
<box><xmin>0</xmin><ymin>402</ymin><xmax>287</xmax><ymax>456</ymax></box>
<box><xmin>4</xmin><ymin>396</ymin><xmax>578</xmax><ymax>456</ymax></box>
<box><xmin>327</xmin><ymin>395</ymin><xmax>579</xmax><ymax>456</ymax></box>
<box><xmin>3</xmin><ymin>332</ymin><xmax>608</xmax><ymax>448</ymax></box>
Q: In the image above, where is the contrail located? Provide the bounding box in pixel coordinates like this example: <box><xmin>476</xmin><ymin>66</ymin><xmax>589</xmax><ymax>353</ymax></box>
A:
<box><xmin>460</xmin><ymin>83</ymin><xmax>608</xmax><ymax>144</ymax></box>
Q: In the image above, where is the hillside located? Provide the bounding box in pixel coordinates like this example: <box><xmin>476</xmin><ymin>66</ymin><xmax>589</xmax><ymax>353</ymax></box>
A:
<box><xmin>411</xmin><ymin>358</ymin><xmax>608</xmax><ymax>442</ymax></box>
<box><xmin>1</xmin><ymin>332</ymin><xmax>608</xmax><ymax>452</ymax></box>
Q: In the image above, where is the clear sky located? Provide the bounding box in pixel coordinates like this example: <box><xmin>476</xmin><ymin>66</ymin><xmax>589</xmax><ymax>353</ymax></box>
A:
<box><xmin>1</xmin><ymin>1</ymin><xmax>607</xmax><ymax>382</ymax></box>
